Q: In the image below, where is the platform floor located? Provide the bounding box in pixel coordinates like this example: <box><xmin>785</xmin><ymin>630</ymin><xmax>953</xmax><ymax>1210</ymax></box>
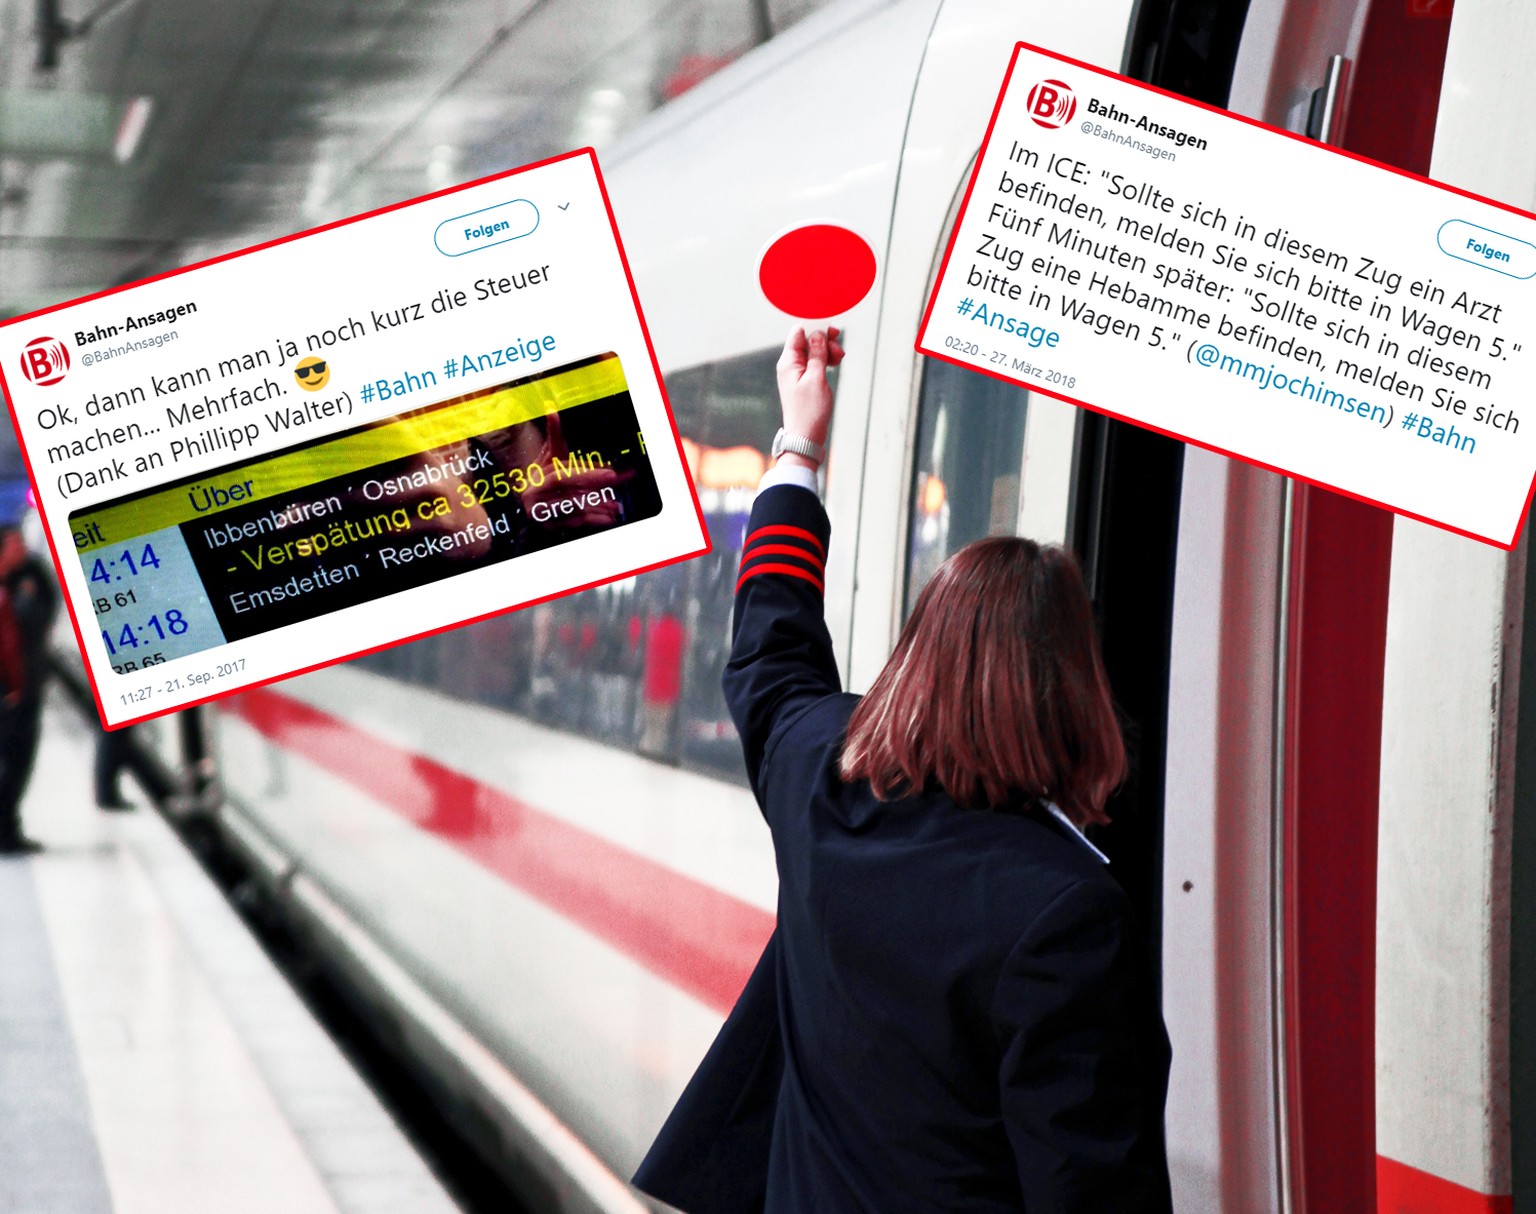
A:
<box><xmin>0</xmin><ymin>693</ymin><xmax>464</xmax><ymax>1214</ymax></box>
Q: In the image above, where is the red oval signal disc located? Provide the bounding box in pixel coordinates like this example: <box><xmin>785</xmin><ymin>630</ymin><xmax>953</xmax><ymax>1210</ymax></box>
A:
<box><xmin>758</xmin><ymin>225</ymin><xmax>877</xmax><ymax>319</ymax></box>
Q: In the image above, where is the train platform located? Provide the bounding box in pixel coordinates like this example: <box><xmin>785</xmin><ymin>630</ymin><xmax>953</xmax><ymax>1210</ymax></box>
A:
<box><xmin>0</xmin><ymin>692</ymin><xmax>464</xmax><ymax>1214</ymax></box>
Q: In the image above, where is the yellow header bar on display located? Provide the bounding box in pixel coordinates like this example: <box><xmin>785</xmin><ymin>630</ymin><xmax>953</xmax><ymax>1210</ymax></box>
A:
<box><xmin>71</xmin><ymin>355</ymin><xmax>626</xmax><ymax>551</ymax></box>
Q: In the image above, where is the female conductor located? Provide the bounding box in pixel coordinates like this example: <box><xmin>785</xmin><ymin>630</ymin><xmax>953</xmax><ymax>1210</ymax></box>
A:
<box><xmin>635</xmin><ymin>328</ymin><xmax>1172</xmax><ymax>1214</ymax></box>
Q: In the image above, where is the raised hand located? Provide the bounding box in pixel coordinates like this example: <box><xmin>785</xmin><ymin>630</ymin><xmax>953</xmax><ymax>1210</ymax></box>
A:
<box><xmin>774</xmin><ymin>326</ymin><xmax>845</xmax><ymax>449</ymax></box>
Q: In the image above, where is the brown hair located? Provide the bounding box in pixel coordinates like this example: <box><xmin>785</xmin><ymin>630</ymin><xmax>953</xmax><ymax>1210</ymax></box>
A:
<box><xmin>839</xmin><ymin>537</ymin><xmax>1124</xmax><ymax>826</ymax></box>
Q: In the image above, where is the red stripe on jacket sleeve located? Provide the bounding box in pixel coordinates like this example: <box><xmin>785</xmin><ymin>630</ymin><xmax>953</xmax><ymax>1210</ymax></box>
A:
<box><xmin>744</xmin><ymin>523</ymin><xmax>825</xmax><ymax>557</ymax></box>
<box><xmin>736</xmin><ymin>563</ymin><xmax>825</xmax><ymax>594</ymax></box>
<box><xmin>738</xmin><ymin>543</ymin><xmax>825</xmax><ymax>571</ymax></box>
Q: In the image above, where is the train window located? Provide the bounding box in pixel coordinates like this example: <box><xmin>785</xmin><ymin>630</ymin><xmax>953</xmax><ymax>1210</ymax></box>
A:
<box><xmin>903</xmin><ymin>359</ymin><xmax>1030</xmax><ymax>616</ymax></box>
<box><xmin>354</xmin><ymin>343</ymin><xmax>826</xmax><ymax>788</ymax></box>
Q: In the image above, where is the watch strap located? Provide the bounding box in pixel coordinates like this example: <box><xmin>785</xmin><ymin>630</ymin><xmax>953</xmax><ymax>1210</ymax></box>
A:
<box><xmin>773</xmin><ymin>427</ymin><xmax>824</xmax><ymax>463</ymax></box>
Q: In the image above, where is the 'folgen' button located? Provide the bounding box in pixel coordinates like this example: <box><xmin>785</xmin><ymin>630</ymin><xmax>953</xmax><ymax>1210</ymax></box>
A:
<box><xmin>434</xmin><ymin>199</ymin><xmax>540</xmax><ymax>257</ymax></box>
<box><xmin>1436</xmin><ymin>219</ymin><xmax>1536</xmax><ymax>279</ymax></box>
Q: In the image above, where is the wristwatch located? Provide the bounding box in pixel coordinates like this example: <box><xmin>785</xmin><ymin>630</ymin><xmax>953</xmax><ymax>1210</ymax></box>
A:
<box><xmin>772</xmin><ymin>427</ymin><xmax>825</xmax><ymax>465</ymax></box>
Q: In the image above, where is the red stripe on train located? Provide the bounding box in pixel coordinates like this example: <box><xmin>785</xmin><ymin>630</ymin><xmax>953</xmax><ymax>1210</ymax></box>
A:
<box><xmin>1377</xmin><ymin>1156</ymin><xmax>1511</xmax><ymax>1214</ymax></box>
<box><xmin>226</xmin><ymin>688</ymin><xmax>775</xmax><ymax>1017</ymax></box>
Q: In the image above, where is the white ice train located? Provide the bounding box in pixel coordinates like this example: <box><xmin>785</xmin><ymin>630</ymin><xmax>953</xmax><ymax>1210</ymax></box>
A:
<box><xmin>135</xmin><ymin>0</ymin><xmax>1531</xmax><ymax>1209</ymax></box>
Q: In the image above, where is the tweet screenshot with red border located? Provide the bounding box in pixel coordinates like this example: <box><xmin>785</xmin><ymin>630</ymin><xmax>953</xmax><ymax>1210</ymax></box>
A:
<box><xmin>0</xmin><ymin>150</ymin><xmax>707</xmax><ymax>728</ymax></box>
<box><xmin>918</xmin><ymin>43</ymin><xmax>1536</xmax><ymax>549</ymax></box>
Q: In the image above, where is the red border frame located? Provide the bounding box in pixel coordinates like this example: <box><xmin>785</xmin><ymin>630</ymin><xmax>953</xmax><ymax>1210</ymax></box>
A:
<box><xmin>0</xmin><ymin>147</ymin><xmax>711</xmax><ymax>730</ymax></box>
<box><xmin>914</xmin><ymin>42</ymin><xmax>1536</xmax><ymax>552</ymax></box>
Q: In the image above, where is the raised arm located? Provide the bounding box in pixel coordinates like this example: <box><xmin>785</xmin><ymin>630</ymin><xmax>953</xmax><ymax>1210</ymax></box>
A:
<box><xmin>992</xmin><ymin>879</ymin><xmax>1174</xmax><ymax>1213</ymax></box>
<box><xmin>723</xmin><ymin>327</ymin><xmax>845</xmax><ymax>801</ymax></box>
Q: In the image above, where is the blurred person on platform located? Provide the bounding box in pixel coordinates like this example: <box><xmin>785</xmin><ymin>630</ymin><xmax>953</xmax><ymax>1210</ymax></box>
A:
<box><xmin>0</xmin><ymin>526</ymin><xmax>56</xmax><ymax>854</ymax></box>
<box><xmin>95</xmin><ymin>725</ymin><xmax>136</xmax><ymax>810</ymax></box>
<box><xmin>0</xmin><ymin>575</ymin><xmax>33</xmax><ymax>853</ymax></box>
<box><xmin>635</xmin><ymin>328</ymin><xmax>1171</xmax><ymax>1213</ymax></box>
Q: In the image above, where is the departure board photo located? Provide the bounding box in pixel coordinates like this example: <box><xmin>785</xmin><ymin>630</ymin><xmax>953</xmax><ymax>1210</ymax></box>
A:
<box><xmin>69</xmin><ymin>352</ymin><xmax>662</xmax><ymax>675</ymax></box>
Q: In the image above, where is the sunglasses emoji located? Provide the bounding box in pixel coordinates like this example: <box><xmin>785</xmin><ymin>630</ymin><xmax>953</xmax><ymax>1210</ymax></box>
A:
<box><xmin>294</xmin><ymin>357</ymin><xmax>330</xmax><ymax>391</ymax></box>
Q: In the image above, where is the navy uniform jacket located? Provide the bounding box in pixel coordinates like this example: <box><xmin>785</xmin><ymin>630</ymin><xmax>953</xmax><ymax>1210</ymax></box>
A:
<box><xmin>635</xmin><ymin>484</ymin><xmax>1172</xmax><ymax>1213</ymax></box>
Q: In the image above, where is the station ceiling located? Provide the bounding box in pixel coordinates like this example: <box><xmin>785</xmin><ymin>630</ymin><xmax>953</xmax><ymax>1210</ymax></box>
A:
<box><xmin>0</xmin><ymin>0</ymin><xmax>829</xmax><ymax>321</ymax></box>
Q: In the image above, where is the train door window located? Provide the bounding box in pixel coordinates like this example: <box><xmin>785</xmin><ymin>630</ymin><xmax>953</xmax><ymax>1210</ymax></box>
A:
<box><xmin>903</xmin><ymin>360</ymin><xmax>1030</xmax><ymax>615</ymax></box>
<box><xmin>349</xmin><ymin>343</ymin><xmax>830</xmax><ymax>788</ymax></box>
<box><xmin>901</xmin><ymin>353</ymin><xmax>1090</xmax><ymax>620</ymax></box>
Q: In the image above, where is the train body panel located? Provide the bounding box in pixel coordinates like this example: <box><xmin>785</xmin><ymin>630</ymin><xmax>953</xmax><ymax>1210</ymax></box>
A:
<box><xmin>602</xmin><ymin>0</ymin><xmax>932</xmax><ymax>373</ymax></box>
<box><xmin>258</xmin><ymin>665</ymin><xmax>776</xmax><ymax>914</ymax></box>
<box><xmin>1369</xmin><ymin>0</ymin><xmax>1534</xmax><ymax>1196</ymax></box>
<box><xmin>1376</xmin><ymin>524</ymin><xmax>1513</xmax><ymax>1198</ymax></box>
<box><xmin>214</xmin><ymin>667</ymin><xmax>760</xmax><ymax>1176</ymax></box>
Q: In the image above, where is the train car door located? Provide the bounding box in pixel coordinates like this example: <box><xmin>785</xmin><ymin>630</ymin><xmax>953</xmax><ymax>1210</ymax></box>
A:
<box><xmin>844</xmin><ymin>0</ymin><xmax>1138</xmax><ymax>692</ymax></box>
<box><xmin>1262</xmin><ymin>3</ymin><xmax>1459</xmax><ymax>1212</ymax></box>
<box><xmin>849</xmin><ymin>0</ymin><xmax>1185</xmax><ymax>988</ymax></box>
<box><xmin>852</xmin><ymin>0</ymin><xmax>1247</xmax><ymax>1205</ymax></box>
<box><xmin>1371</xmin><ymin>3</ymin><xmax>1526</xmax><ymax>1212</ymax></box>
